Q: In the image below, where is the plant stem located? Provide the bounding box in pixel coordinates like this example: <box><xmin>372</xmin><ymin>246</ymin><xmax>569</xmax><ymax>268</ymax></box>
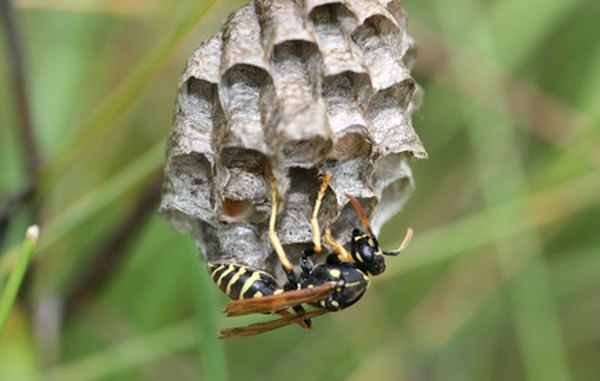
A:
<box><xmin>0</xmin><ymin>225</ymin><xmax>39</xmax><ymax>336</ymax></box>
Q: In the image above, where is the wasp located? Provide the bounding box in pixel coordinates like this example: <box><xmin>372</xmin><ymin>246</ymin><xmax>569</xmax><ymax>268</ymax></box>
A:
<box><xmin>208</xmin><ymin>170</ymin><xmax>413</xmax><ymax>338</ymax></box>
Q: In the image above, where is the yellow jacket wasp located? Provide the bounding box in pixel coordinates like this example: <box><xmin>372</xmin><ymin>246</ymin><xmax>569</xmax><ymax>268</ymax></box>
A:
<box><xmin>209</xmin><ymin>171</ymin><xmax>413</xmax><ymax>338</ymax></box>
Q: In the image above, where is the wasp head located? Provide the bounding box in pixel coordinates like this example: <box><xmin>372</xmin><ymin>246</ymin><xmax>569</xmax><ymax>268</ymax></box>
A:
<box><xmin>350</xmin><ymin>229</ymin><xmax>386</xmax><ymax>275</ymax></box>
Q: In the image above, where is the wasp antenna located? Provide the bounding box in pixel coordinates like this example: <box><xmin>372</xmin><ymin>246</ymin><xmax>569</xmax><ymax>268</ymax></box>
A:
<box><xmin>383</xmin><ymin>228</ymin><xmax>414</xmax><ymax>256</ymax></box>
<box><xmin>345</xmin><ymin>194</ymin><xmax>374</xmax><ymax>236</ymax></box>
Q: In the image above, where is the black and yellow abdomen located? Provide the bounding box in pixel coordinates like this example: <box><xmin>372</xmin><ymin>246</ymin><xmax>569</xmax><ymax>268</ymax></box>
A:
<box><xmin>208</xmin><ymin>262</ymin><xmax>281</xmax><ymax>300</ymax></box>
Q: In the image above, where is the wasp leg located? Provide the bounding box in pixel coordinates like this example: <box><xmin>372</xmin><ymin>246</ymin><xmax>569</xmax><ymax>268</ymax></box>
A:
<box><xmin>297</xmin><ymin>171</ymin><xmax>329</xmax><ymax>280</ymax></box>
<box><xmin>277</xmin><ymin>309</ymin><xmax>308</xmax><ymax>326</ymax></box>
<box><xmin>300</xmin><ymin>255</ymin><xmax>314</xmax><ymax>276</ymax></box>
<box><xmin>281</xmin><ymin>268</ymin><xmax>312</xmax><ymax>328</ymax></box>
<box><xmin>310</xmin><ymin>171</ymin><xmax>332</xmax><ymax>254</ymax></box>
<box><xmin>291</xmin><ymin>306</ymin><xmax>312</xmax><ymax>328</ymax></box>
<box><xmin>307</xmin><ymin>171</ymin><xmax>350</xmax><ymax>264</ymax></box>
<box><xmin>268</xmin><ymin>169</ymin><xmax>313</xmax><ymax>328</ymax></box>
<box><xmin>324</xmin><ymin>227</ymin><xmax>354</xmax><ymax>263</ymax></box>
<box><xmin>268</xmin><ymin>168</ymin><xmax>293</xmax><ymax>273</ymax></box>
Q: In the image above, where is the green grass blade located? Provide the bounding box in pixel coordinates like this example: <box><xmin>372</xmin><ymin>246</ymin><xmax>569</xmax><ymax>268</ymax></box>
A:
<box><xmin>0</xmin><ymin>225</ymin><xmax>39</xmax><ymax>336</ymax></box>
<box><xmin>386</xmin><ymin>168</ymin><xmax>600</xmax><ymax>276</ymax></box>
<box><xmin>40</xmin><ymin>0</ymin><xmax>223</xmax><ymax>195</ymax></box>
<box><xmin>187</xmin><ymin>248</ymin><xmax>228</xmax><ymax>381</ymax></box>
<box><xmin>466</xmin><ymin>110</ymin><xmax>570</xmax><ymax>381</ymax></box>
<box><xmin>430</xmin><ymin>2</ymin><xmax>571</xmax><ymax>379</ymax></box>
<box><xmin>46</xmin><ymin>319</ymin><xmax>197</xmax><ymax>381</ymax></box>
<box><xmin>39</xmin><ymin>142</ymin><xmax>164</xmax><ymax>254</ymax></box>
<box><xmin>487</xmin><ymin>0</ymin><xmax>580</xmax><ymax>69</ymax></box>
<box><xmin>0</xmin><ymin>141</ymin><xmax>163</xmax><ymax>280</ymax></box>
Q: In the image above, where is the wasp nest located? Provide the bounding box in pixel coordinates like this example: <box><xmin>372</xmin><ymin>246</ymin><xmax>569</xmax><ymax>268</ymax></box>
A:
<box><xmin>160</xmin><ymin>0</ymin><xmax>427</xmax><ymax>282</ymax></box>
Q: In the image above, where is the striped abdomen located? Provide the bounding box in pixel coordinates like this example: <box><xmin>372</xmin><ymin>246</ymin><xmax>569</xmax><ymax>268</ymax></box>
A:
<box><xmin>208</xmin><ymin>262</ymin><xmax>281</xmax><ymax>300</ymax></box>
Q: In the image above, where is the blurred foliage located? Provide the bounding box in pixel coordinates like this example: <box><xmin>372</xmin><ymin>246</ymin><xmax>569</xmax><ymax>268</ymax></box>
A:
<box><xmin>1</xmin><ymin>0</ymin><xmax>599</xmax><ymax>380</ymax></box>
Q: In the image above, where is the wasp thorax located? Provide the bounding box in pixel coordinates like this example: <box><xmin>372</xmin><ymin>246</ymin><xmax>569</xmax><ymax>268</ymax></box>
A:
<box><xmin>160</xmin><ymin>0</ymin><xmax>426</xmax><ymax>283</ymax></box>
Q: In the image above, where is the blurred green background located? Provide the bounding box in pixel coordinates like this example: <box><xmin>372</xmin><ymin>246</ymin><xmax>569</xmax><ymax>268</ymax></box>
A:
<box><xmin>1</xmin><ymin>0</ymin><xmax>599</xmax><ymax>380</ymax></box>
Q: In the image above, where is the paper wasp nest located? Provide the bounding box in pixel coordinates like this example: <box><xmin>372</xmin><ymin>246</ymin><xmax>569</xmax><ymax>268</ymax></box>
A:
<box><xmin>161</xmin><ymin>0</ymin><xmax>427</xmax><ymax>282</ymax></box>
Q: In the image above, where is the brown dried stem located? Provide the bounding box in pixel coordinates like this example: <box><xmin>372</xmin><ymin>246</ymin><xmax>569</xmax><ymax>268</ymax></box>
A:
<box><xmin>1</xmin><ymin>0</ymin><xmax>43</xmax><ymax>182</ymax></box>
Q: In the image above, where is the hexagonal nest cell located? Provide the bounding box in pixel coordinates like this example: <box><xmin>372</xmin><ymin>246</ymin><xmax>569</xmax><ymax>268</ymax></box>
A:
<box><xmin>160</xmin><ymin>0</ymin><xmax>427</xmax><ymax>283</ymax></box>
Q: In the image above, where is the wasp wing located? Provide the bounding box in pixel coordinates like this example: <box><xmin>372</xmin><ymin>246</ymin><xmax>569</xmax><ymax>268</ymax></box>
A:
<box><xmin>219</xmin><ymin>309</ymin><xmax>329</xmax><ymax>339</ymax></box>
<box><xmin>224</xmin><ymin>281</ymin><xmax>337</xmax><ymax>317</ymax></box>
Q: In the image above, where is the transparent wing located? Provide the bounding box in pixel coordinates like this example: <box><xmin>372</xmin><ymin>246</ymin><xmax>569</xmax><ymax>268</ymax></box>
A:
<box><xmin>224</xmin><ymin>281</ymin><xmax>337</xmax><ymax>317</ymax></box>
<box><xmin>219</xmin><ymin>309</ymin><xmax>329</xmax><ymax>339</ymax></box>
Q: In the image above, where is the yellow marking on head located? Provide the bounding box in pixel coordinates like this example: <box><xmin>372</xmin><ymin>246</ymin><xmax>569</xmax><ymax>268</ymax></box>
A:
<box><xmin>226</xmin><ymin>267</ymin><xmax>246</xmax><ymax>296</ymax></box>
<box><xmin>374</xmin><ymin>250</ymin><xmax>383</xmax><ymax>257</ymax></box>
<box><xmin>345</xmin><ymin>281</ymin><xmax>363</xmax><ymax>288</ymax></box>
<box><xmin>253</xmin><ymin>291</ymin><xmax>263</xmax><ymax>298</ymax></box>
<box><xmin>274</xmin><ymin>289</ymin><xmax>284</xmax><ymax>295</ymax></box>
<box><xmin>240</xmin><ymin>271</ymin><xmax>262</xmax><ymax>299</ymax></box>
<box><xmin>329</xmin><ymin>269</ymin><xmax>341</xmax><ymax>278</ymax></box>
<box><xmin>353</xmin><ymin>236</ymin><xmax>361</xmax><ymax>241</ymax></box>
<box><xmin>368</xmin><ymin>238</ymin><xmax>375</xmax><ymax>246</ymax></box>
<box><xmin>308</xmin><ymin>284</ymin><xmax>314</xmax><ymax>288</ymax></box>
<box><xmin>331</xmin><ymin>300</ymin><xmax>339</xmax><ymax>308</ymax></box>
<box><xmin>216</xmin><ymin>265</ymin><xmax>235</xmax><ymax>287</ymax></box>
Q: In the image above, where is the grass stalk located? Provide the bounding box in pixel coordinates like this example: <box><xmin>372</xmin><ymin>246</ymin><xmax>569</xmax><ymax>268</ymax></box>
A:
<box><xmin>46</xmin><ymin>319</ymin><xmax>197</xmax><ymax>381</ymax></box>
<box><xmin>0</xmin><ymin>225</ymin><xmax>39</xmax><ymax>335</ymax></box>
<box><xmin>187</xmin><ymin>248</ymin><xmax>228</xmax><ymax>381</ymax></box>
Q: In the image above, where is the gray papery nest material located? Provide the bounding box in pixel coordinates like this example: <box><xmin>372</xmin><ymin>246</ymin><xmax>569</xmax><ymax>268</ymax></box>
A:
<box><xmin>160</xmin><ymin>0</ymin><xmax>427</xmax><ymax>283</ymax></box>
